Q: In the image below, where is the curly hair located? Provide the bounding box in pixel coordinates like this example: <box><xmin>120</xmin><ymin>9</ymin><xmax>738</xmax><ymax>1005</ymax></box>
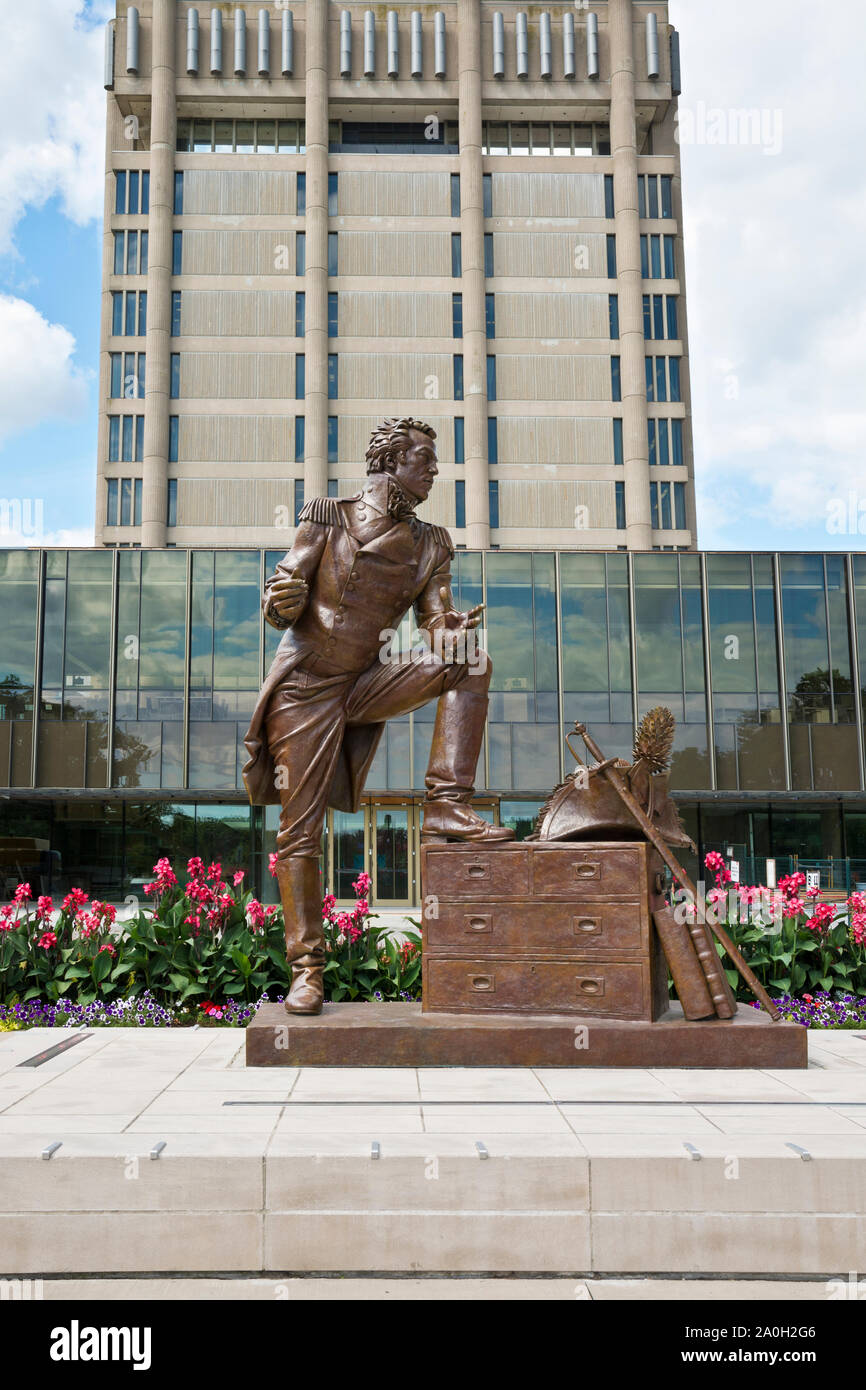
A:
<box><xmin>365</xmin><ymin>417</ymin><xmax>437</xmax><ymax>475</ymax></box>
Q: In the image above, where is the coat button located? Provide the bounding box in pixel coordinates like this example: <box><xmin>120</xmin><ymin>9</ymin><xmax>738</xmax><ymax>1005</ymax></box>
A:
<box><xmin>357</xmin><ymin>511</ymin><xmax>367</xmax><ymax>521</ymax></box>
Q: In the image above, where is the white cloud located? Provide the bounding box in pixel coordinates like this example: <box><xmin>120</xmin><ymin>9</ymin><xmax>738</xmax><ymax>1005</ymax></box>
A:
<box><xmin>674</xmin><ymin>0</ymin><xmax>866</xmax><ymax>546</ymax></box>
<box><xmin>0</xmin><ymin>0</ymin><xmax>113</xmax><ymax>255</ymax></box>
<box><xmin>0</xmin><ymin>293</ymin><xmax>89</xmax><ymax>443</ymax></box>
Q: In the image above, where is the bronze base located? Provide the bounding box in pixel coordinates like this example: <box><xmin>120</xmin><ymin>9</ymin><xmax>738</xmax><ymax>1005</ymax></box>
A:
<box><xmin>245</xmin><ymin>1001</ymin><xmax>807</xmax><ymax>1069</ymax></box>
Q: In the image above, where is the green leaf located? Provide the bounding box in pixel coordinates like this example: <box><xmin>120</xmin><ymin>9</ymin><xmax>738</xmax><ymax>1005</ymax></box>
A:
<box><xmin>92</xmin><ymin>951</ymin><xmax>113</xmax><ymax>984</ymax></box>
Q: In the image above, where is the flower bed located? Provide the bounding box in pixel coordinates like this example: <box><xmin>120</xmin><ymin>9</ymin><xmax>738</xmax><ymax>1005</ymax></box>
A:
<box><xmin>0</xmin><ymin>857</ymin><xmax>420</xmax><ymax>1028</ymax></box>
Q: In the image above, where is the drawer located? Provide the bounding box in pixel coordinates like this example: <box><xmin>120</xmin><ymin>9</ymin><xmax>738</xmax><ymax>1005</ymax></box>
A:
<box><xmin>530</xmin><ymin>845</ymin><xmax>645</xmax><ymax>899</ymax></box>
<box><xmin>423</xmin><ymin>847</ymin><xmax>529</xmax><ymax>899</ymax></box>
<box><xmin>423</xmin><ymin>957</ymin><xmax>650</xmax><ymax>1018</ymax></box>
<box><xmin>425</xmin><ymin>901</ymin><xmax>646</xmax><ymax>956</ymax></box>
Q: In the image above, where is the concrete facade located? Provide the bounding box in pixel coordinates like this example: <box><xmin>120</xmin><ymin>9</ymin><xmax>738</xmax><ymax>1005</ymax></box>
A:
<box><xmin>97</xmin><ymin>1</ymin><xmax>696</xmax><ymax>552</ymax></box>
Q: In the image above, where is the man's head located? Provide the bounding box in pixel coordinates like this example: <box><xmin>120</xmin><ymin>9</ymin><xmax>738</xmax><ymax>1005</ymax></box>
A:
<box><xmin>365</xmin><ymin>417</ymin><xmax>438</xmax><ymax>503</ymax></box>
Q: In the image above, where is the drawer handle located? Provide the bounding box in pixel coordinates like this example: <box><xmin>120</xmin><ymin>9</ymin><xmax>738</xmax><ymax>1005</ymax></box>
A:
<box><xmin>574</xmin><ymin>862</ymin><xmax>600</xmax><ymax>880</ymax></box>
<box><xmin>466</xmin><ymin>863</ymin><xmax>488</xmax><ymax>878</ymax></box>
<box><xmin>577</xmin><ymin>976</ymin><xmax>604</xmax><ymax>997</ymax></box>
<box><xmin>465</xmin><ymin>915</ymin><xmax>492</xmax><ymax>934</ymax></box>
<box><xmin>469</xmin><ymin>974</ymin><xmax>495</xmax><ymax>992</ymax></box>
<box><xmin>574</xmin><ymin>917</ymin><xmax>601</xmax><ymax>936</ymax></box>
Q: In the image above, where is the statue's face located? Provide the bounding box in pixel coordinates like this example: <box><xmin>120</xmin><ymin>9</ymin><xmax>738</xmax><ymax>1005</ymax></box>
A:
<box><xmin>391</xmin><ymin>428</ymin><xmax>438</xmax><ymax>502</ymax></box>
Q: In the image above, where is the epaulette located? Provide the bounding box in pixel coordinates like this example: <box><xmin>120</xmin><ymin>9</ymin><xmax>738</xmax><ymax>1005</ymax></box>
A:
<box><xmin>426</xmin><ymin>522</ymin><xmax>455</xmax><ymax>556</ymax></box>
<box><xmin>298</xmin><ymin>496</ymin><xmax>344</xmax><ymax>528</ymax></box>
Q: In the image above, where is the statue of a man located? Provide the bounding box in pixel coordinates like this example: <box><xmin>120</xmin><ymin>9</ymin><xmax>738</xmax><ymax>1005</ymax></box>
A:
<box><xmin>243</xmin><ymin>417</ymin><xmax>513</xmax><ymax>1015</ymax></box>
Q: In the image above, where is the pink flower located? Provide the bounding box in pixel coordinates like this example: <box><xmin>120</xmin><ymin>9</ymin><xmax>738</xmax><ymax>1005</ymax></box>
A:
<box><xmin>322</xmin><ymin>893</ymin><xmax>336</xmax><ymax>919</ymax></box>
<box><xmin>268</xmin><ymin>852</ymin><xmax>279</xmax><ymax>878</ymax></box>
<box><xmin>247</xmin><ymin>898</ymin><xmax>266</xmax><ymax>930</ymax></box>
<box><xmin>706</xmin><ymin>887</ymin><xmax>728</xmax><ymax>905</ymax></box>
<box><xmin>353</xmin><ymin>898</ymin><xmax>370</xmax><ymax>918</ymax></box>
<box><xmin>62</xmin><ymin>887</ymin><xmax>89</xmax><ymax>911</ymax></box>
<box><xmin>207</xmin><ymin>861</ymin><xmax>222</xmax><ymax>882</ymax></box>
<box><xmin>98</xmin><ymin>943</ymin><xmax>116</xmax><ymax>957</ymax></box>
<box><xmin>704</xmin><ymin>852</ymin><xmax>725</xmax><ymax>874</ymax></box>
<box><xmin>76</xmin><ymin>911</ymin><xmax>101</xmax><ymax>940</ymax></box>
<box><xmin>153</xmin><ymin>857</ymin><xmax>177</xmax><ymax>884</ymax></box>
<box><xmin>233</xmin><ymin>870</ymin><xmax>245</xmax><ymax>886</ymax></box>
<box><xmin>848</xmin><ymin>891</ymin><xmax>866</xmax><ymax>912</ymax></box>
<box><xmin>36</xmin><ymin>931</ymin><xmax>57</xmax><ymax>949</ymax></box>
<box><xmin>782</xmin><ymin>897</ymin><xmax>807</xmax><ymax>919</ymax></box>
<box><xmin>36</xmin><ymin>895</ymin><xmax>54</xmax><ymax>920</ymax></box>
<box><xmin>13</xmin><ymin>882</ymin><xmax>32</xmax><ymax>904</ymax></box>
<box><xmin>187</xmin><ymin>856</ymin><xmax>205</xmax><ymax>880</ymax></box>
<box><xmin>852</xmin><ymin>911</ymin><xmax>866</xmax><ymax>947</ymax></box>
<box><xmin>352</xmin><ymin>871</ymin><xmax>372</xmax><ymax>896</ymax></box>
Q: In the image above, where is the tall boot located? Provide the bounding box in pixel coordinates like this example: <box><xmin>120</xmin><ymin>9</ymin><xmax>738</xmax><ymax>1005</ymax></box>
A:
<box><xmin>421</xmin><ymin>687</ymin><xmax>515</xmax><ymax>845</ymax></box>
<box><xmin>275</xmin><ymin>856</ymin><xmax>325</xmax><ymax>1015</ymax></box>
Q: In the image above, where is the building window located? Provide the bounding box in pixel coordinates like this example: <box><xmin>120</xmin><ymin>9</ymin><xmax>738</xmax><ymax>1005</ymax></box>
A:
<box><xmin>173</xmin><ymin>171</ymin><xmax>184</xmax><ymax>214</ymax></box>
<box><xmin>485</xmin><ymin>293</ymin><xmax>495</xmax><ymax>339</ymax></box>
<box><xmin>638</xmin><ymin>174</ymin><xmax>673</xmax><ymax>220</ymax></box>
<box><xmin>452</xmin><ymin>293</ymin><xmax>463</xmax><ymax>338</ymax></box>
<box><xmin>172</xmin><ymin>231</ymin><xmax>182</xmax><ymax>275</ymax></box>
<box><xmin>486</xmin><ymin>355</ymin><xmax>496</xmax><ymax>402</ymax></box>
<box><xmin>328</xmin><ymin>232</ymin><xmax>338</xmax><ymax>276</ymax></box>
<box><xmin>168</xmin><ymin>416</ymin><xmax>178</xmax><ymax>463</ymax></box>
<box><xmin>611</xmin><ymin>357</ymin><xmax>621</xmax><ymax>402</ymax></box>
<box><xmin>451</xmin><ymin>233</ymin><xmax>462</xmax><ymax>278</ymax></box>
<box><xmin>450</xmin><ymin>173</ymin><xmax>460</xmax><ymax>217</ymax></box>
<box><xmin>296</xmin><ymin>291</ymin><xmax>305</xmax><ymax>338</ymax></box>
<box><xmin>641</xmin><ymin>234</ymin><xmax>676</xmax><ymax>280</ymax></box>
<box><xmin>171</xmin><ymin>291</ymin><xmax>182</xmax><ymax>337</ymax></box>
<box><xmin>482</xmin><ymin>173</ymin><xmax>492</xmax><ymax>217</ymax></box>
<box><xmin>170</xmin><ymin>353</ymin><xmax>180</xmax><ymax>399</ymax></box>
<box><xmin>328</xmin><ymin>119</ymin><xmax>457</xmax><ymax>154</ymax></box>
<box><xmin>107</xmin><ymin>415</ymin><xmax>144</xmax><ymax>463</ymax></box>
<box><xmin>609</xmin><ymin>293</ymin><xmax>619</xmax><ymax>340</ymax></box>
<box><xmin>604</xmin><ymin>174</ymin><xmax>614</xmax><ymax>219</ymax></box>
<box><xmin>487</xmin><ymin>417</ymin><xmax>498</xmax><ymax>464</ymax></box>
<box><xmin>643</xmin><ymin>294</ymin><xmax>679</xmax><ymax>341</ymax></box>
<box><xmin>328</xmin><ymin>291</ymin><xmax>338</xmax><ymax>336</ymax></box>
<box><xmin>327</xmin><ymin>480</ymin><xmax>338</xmax><ymax>498</ymax></box>
<box><xmin>327</xmin><ymin>172</ymin><xmax>338</xmax><ymax>215</ymax></box>
<box><xmin>455</xmin><ymin>479</ymin><xmax>465</xmax><ymax>529</ymax></box>
<box><xmin>484</xmin><ymin>233</ymin><xmax>494</xmax><ymax>277</ymax></box>
<box><xmin>453</xmin><ymin>355</ymin><xmax>463</xmax><ymax>401</ymax></box>
<box><xmin>648</xmin><ymin>480</ymin><xmax>683</xmax><ymax>531</ymax></box>
<box><xmin>176</xmin><ymin>116</ymin><xmax>306</xmax><ymax>153</ymax></box>
<box><xmin>167</xmin><ymin>479</ymin><xmax>177</xmax><ymax>527</ymax></box>
<box><xmin>648</xmin><ymin>418</ymin><xmax>685</xmax><ymax>467</ymax></box>
<box><xmin>454</xmin><ymin>417</ymin><xmax>464</xmax><ymax>465</ymax></box>
<box><xmin>489</xmin><ymin>480</ymin><xmax>499</xmax><ymax>528</ymax></box>
<box><xmin>294</xmin><ymin>479</ymin><xmax>304</xmax><ymax>526</ymax></box>
<box><xmin>613</xmin><ymin>417</ymin><xmax>623</xmax><ymax>467</ymax></box>
<box><xmin>327</xmin><ymin>416</ymin><xmax>338</xmax><ymax>463</ymax></box>
<box><xmin>113</xmin><ymin>230</ymin><xmax>148</xmax><ymax>275</ymax></box>
<box><xmin>114</xmin><ymin>169</ymin><xmax>149</xmax><ymax>214</ymax></box>
<box><xmin>295</xmin><ymin>354</ymin><xmax>305</xmax><ymax>399</ymax></box>
<box><xmin>296</xmin><ymin>232</ymin><xmax>305</xmax><ymax>276</ymax></box>
<box><xmin>481</xmin><ymin>120</ymin><xmax>610</xmax><ymax>157</ymax></box>
<box><xmin>109</xmin><ymin>352</ymin><xmax>146</xmax><ymax>399</ymax></box>
<box><xmin>615</xmin><ymin>480</ymin><xmax>626</xmax><ymax>530</ymax></box>
<box><xmin>294</xmin><ymin>416</ymin><xmax>305</xmax><ymax>462</ymax></box>
<box><xmin>297</xmin><ymin>172</ymin><xmax>306</xmax><ymax>216</ymax></box>
<box><xmin>606</xmin><ymin>234</ymin><xmax>617</xmax><ymax>278</ymax></box>
<box><xmin>645</xmin><ymin>356</ymin><xmax>682</xmax><ymax>403</ymax></box>
<box><xmin>108</xmin><ymin>477</ymin><xmax>142</xmax><ymax>528</ymax></box>
<box><xmin>328</xmin><ymin>354</ymin><xmax>338</xmax><ymax>400</ymax></box>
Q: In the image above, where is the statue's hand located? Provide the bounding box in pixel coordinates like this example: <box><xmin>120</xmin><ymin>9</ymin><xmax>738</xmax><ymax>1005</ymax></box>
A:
<box><xmin>269</xmin><ymin>572</ymin><xmax>309</xmax><ymax>623</ymax></box>
<box><xmin>436</xmin><ymin>588</ymin><xmax>485</xmax><ymax>662</ymax></box>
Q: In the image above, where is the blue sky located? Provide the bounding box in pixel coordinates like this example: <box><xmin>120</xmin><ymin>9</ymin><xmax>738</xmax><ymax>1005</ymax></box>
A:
<box><xmin>0</xmin><ymin>0</ymin><xmax>864</xmax><ymax>549</ymax></box>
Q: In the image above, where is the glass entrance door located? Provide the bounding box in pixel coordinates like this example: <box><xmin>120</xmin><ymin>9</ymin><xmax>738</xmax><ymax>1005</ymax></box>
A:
<box><xmin>331</xmin><ymin>809</ymin><xmax>366</xmax><ymax>900</ymax></box>
<box><xmin>372</xmin><ymin>805</ymin><xmax>412</xmax><ymax>905</ymax></box>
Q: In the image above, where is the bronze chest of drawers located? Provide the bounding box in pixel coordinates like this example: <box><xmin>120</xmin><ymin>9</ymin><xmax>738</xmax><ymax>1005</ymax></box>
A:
<box><xmin>420</xmin><ymin>841</ymin><xmax>669</xmax><ymax>1021</ymax></box>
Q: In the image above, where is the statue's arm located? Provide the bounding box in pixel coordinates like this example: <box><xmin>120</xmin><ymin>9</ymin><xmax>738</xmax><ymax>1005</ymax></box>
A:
<box><xmin>263</xmin><ymin>521</ymin><xmax>328</xmax><ymax>630</ymax></box>
<box><xmin>415</xmin><ymin>552</ymin><xmax>460</xmax><ymax>632</ymax></box>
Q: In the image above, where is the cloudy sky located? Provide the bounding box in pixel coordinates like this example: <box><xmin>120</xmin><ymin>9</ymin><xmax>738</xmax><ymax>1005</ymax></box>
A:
<box><xmin>0</xmin><ymin>0</ymin><xmax>864</xmax><ymax>549</ymax></box>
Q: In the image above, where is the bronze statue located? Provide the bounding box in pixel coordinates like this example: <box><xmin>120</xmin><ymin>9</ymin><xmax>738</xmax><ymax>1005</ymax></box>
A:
<box><xmin>243</xmin><ymin>417</ymin><xmax>514</xmax><ymax>1015</ymax></box>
